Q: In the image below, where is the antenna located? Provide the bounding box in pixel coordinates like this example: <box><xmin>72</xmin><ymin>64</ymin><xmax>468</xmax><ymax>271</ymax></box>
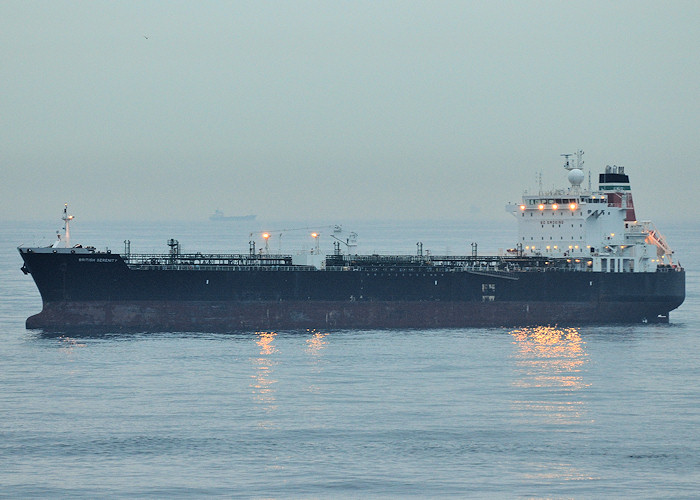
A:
<box><xmin>561</xmin><ymin>153</ymin><xmax>573</xmax><ymax>170</ymax></box>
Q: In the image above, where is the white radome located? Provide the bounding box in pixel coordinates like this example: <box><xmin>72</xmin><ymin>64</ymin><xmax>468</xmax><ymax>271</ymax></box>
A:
<box><xmin>568</xmin><ymin>168</ymin><xmax>585</xmax><ymax>186</ymax></box>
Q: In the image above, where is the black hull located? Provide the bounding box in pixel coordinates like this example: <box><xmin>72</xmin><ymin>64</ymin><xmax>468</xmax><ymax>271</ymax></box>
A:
<box><xmin>19</xmin><ymin>250</ymin><xmax>686</xmax><ymax>331</ymax></box>
<box><xmin>26</xmin><ymin>299</ymin><xmax>678</xmax><ymax>332</ymax></box>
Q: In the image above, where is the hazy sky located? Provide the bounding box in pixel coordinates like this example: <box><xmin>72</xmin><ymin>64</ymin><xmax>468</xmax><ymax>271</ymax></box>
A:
<box><xmin>2</xmin><ymin>1</ymin><xmax>698</xmax><ymax>223</ymax></box>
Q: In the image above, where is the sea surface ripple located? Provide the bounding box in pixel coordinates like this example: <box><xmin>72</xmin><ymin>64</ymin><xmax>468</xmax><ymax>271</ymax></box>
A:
<box><xmin>2</xmin><ymin>220</ymin><xmax>699</xmax><ymax>498</ymax></box>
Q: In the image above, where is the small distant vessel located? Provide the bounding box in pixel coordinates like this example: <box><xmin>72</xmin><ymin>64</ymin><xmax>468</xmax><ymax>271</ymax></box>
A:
<box><xmin>209</xmin><ymin>209</ymin><xmax>256</xmax><ymax>222</ymax></box>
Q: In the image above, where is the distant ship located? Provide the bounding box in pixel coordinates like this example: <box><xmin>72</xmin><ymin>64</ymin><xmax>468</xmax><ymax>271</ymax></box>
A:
<box><xmin>209</xmin><ymin>209</ymin><xmax>256</xmax><ymax>222</ymax></box>
<box><xmin>18</xmin><ymin>151</ymin><xmax>685</xmax><ymax>331</ymax></box>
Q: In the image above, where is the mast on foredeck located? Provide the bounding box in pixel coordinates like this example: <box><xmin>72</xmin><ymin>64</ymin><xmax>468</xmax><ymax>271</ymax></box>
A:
<box><xmin>52</xmin><ymin>203</ymin><xmax>75</xmax><ymax>248</ymax></box>
<box><xmin>62</xmin><ymin>204</ymin><xmax>74</xmax><ymax>247</ymax></box>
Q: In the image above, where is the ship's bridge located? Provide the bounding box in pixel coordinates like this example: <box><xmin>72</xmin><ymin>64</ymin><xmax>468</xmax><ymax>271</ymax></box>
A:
<box><xmin>505</xmin><ymin>155</ymin><xmax>672</xmax><ymax>273</ymax></box>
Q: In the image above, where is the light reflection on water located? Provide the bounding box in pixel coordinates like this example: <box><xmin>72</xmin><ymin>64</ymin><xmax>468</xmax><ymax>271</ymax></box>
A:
<box><xmin>57</xmin><ymin>335</ymin><xmax>87</xmax><ymax>353</ymax></box>
<box><xmin>509</xmin><ymin>326</ymin><xmax>595</xmax><ymax>483</ymax></box>
<box><xmin>509</xmin><ymin>326</ymin><xmax>590</xmax><ymax>424</ymax></box>
<box><xmin>304</xmin><ymin>329</ymin><xmax>330</xmax><ymax>394</ymax></box>
<box><xmin>510</xmin><ymin>326</ymin><xmax>588</xmax><ymax>390</ymax></box>
<box><xmin>57</xmin><ymin>335</ymin><xmax>87</xmax><ymax>375</ymax></box>
<box><xmin>251</xmin><ymin>331</ymin><xmax>278</xmax><ymax>428</ymax></box>
<box><xmin>304</xmin><ymin>329</ymin><xmax>329</xmax><ymax>357</ymax></box>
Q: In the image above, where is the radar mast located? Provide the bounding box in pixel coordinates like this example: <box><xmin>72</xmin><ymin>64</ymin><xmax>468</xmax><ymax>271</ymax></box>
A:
<box><xmin>562</xmin><ymin>150</ymin><xmax>585</xmax><ymax>193</ymax></box>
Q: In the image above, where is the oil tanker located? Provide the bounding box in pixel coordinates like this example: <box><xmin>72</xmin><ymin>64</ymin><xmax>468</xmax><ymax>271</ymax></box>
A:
<box><xmin>19</xmin><ymin>152</ymin><xmax>685</xmax><ymax>331</ymax></box>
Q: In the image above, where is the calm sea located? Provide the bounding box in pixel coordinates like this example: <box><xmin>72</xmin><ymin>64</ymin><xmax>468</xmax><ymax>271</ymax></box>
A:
<box><xmin>1</xmin><ymin>219</ymin><xmax>698</xmax><ymax>498</ymax></box>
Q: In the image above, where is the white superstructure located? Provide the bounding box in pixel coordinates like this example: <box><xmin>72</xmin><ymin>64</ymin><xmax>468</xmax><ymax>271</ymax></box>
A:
<box><xmin>506</xmin><ymin>151</ymin><xmax>674</xmax><ymax>273</ymax></box>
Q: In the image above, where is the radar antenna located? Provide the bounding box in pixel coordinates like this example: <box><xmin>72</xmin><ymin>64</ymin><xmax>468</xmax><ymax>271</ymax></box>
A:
<box><xmin>575</xmin><ymin>149</ymin><xmax>585</xmax><ymax>170</ymax></box>
<box><xmin>561</xmin><ymin>153</ymin><xmax>573</xmax><ymax>170</ymax></box>
<box><xmin>561</xmin><ymin>150</ymin><xmax>585</xmax><ymax>171</ymax></box>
